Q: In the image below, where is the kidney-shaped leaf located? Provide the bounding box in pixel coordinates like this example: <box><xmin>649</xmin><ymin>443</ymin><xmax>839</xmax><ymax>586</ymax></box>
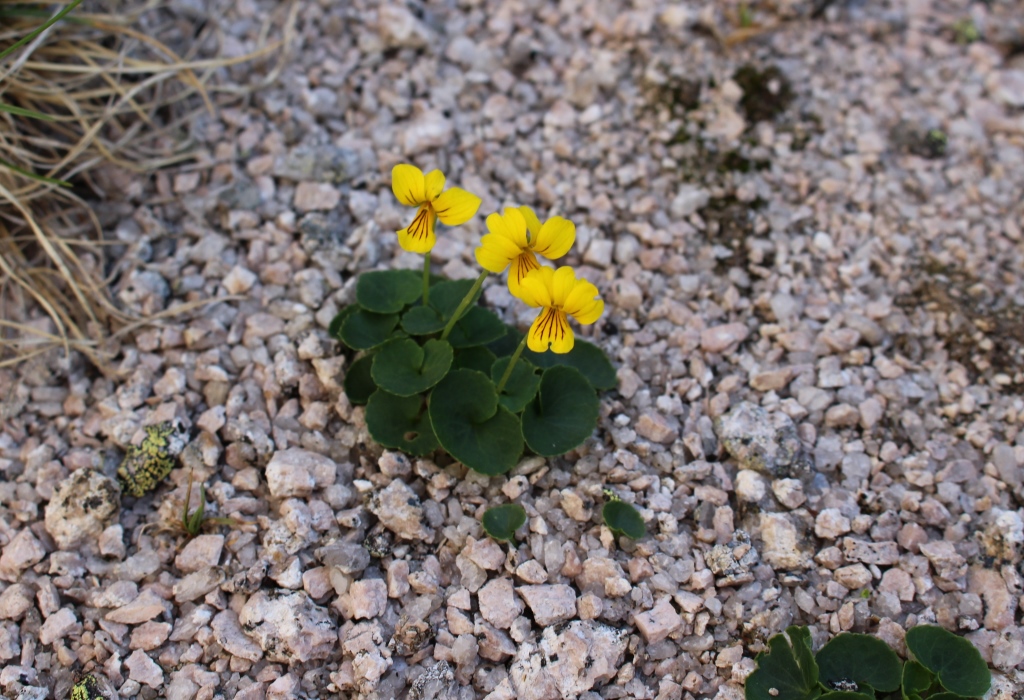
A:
<box><xmin>340</xmin><ymin>309</ymin><xmax>399</xmax><ymax>350</ymax></box>
<box><xmin>524</xmin><ymin>339</ymin><xmax>616</xmax><ymax>390</ymax></box>
<box><xmin>816</xmin><ymin>633</ymin><xmax>902</xmax><ymax>693</ymax></box>
<box><xmin>401</xmin><ymin>305</ymin><xmax>446</xmax><ymax>335</ymax></box>
<box><xmin>901</xmin><ymin>659</ymin><xmax>934</xmax><ymax>700</ymax></box>
<box><xmin>428</xmin><ymin>369</ymin><xmax>523</xmax><ymax>476</ymax></box>
<box><xmin>365</xmin><ymin>390</ymin><xmax>438</xmax><ymax>456</ymax></box>
<box><xmin>356</xmin><ymin>270</ymin><xmax>421</xmax><ymax>313</ymax></box>
<box><xmin>343</xmin><ymin>354</ymin><xmax>376</xmax><ymax>405</ymax></box>
<box><xmin>602</xmin><ymin>500</ymin><xmax>645</xmax><ymax>539</ymax></box>
<box><xmin>746</xmin><ymin>626</ymin><xmax>821</xmax><ymax>700</ymax></box>
<box><xmin>447</xmin><ymin>307</ymin><xmax>507</xmax><ymax>348</ymax></box>
<box><xmin>454</xmin><ymin>346</ymin><xmax>497</xmax><ymax>374</ymax></box>
<box><xmin>430</xmin><ymin>278</ymin><xmax>479</xmax><ymax>320</ymax></box>
<box><xmin>482</xmin><ymin>504</ymin><xmax>526</xmax><ymax>542</ymax></box>
<box><xmin>818</xmin><ymin>693</ymin><xmax>874</xmax><ymax>700</ymax></box>
<box><xmin>906</xmin><ymin>626</ymin><xmax>990</xmax><ymax>698</ymax></box>
<box><xmin>371</xmin><ymin>338</ymin><xmax>453</xmax><ymax>397</ymax></box>
<box><xmin>491</xmin><ymin>356</ymin><xmax>540</xmax><ymax>413</ymax></box>
<box><xmin>521</xmin><ymin>365</ymin><xmax>599</xmax><ymax>456</ymax></box>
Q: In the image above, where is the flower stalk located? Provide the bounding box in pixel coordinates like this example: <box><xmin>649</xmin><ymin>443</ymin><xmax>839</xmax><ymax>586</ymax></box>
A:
<box><xmin>495</xmin><ymin>334</ymin><xmax>528</xmax><ymax>395</ymax></box>
<box><xmin>440</xmin><ymin>270</ymin><xmax>488</xmax><ymax>340</ymax></box>
<box><xmin>422</xmin><ymin>254</ymin><xmax>431</xmax><ymax>306</ymax></box>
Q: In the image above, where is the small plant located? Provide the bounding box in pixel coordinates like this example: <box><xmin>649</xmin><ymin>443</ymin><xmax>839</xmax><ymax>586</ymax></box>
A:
<box><xmin>335</xmin><ymin>164</ymin><xmax>646</xmax><ymax>538</ymax></box>
<box><xmin>602</xmin><ymin>489</ymin><xmax>646</xmax><ymax>539</ymax></box>
<box><xmin>951</xmin><ymin>18</ymin><xmax>979</xmax><ymax>45</ymax></box>
<box><xmin>481</xmin><ymin>504</ymin><xmax>527</xmax><ymax>542</ymax></box>
<box><xmin>180</xmin><ymin>469</ymin><xmax>239</xmax><ymax>538</ymax></box>
<box><xmin>745</xmin><ymin>624</ymin><xmax>991</xmax><ymax>700</ymax></box>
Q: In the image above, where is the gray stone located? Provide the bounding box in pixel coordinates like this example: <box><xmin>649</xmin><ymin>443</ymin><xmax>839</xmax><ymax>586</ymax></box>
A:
<box><xmin>44</xmin><ymin>469</ymin><xmax>120</xmax><ymax>551</ymax></box>
<box><xmin>716</xmin><ymin>402</ymin><xmax>810</xmax><ymax>478</ymax></box>
<box><xmin>517</xmin><ymin>585</ymin><xmax>577</xmax><ymax>627</ymax></box>
<box><xmin>239</xmin><ymin>590</ymin><xmax>336</xmax><ymax>663</ymax></box>
<box><xmin>367</xmin><ymin>479</ymin><xmax>434</xmax><ymax>542</ymax></box>
<box><xmin>507</xmin><ymin>621</ymin><xmax>628</xmax><ymax>700</ymax></box>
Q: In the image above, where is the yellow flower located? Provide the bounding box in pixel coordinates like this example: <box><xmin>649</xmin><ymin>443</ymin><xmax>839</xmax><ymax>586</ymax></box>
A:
<box><xmin>516</xmin><ymin>266</ymin><xmax>603</xmax><ymax>354</ymax></box>
<box><xmin>392</xmin><ymin>164</ymin><xmax>482</xmax><ymax>253</ymax></box>
<box><xmin>474</xmin><ymin>206</ymin><xmax>575</xmax><ymax>297</ymax></box>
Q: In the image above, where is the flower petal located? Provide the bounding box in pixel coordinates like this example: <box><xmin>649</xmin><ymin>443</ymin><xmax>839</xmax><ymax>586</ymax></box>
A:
<box><xmin>518</xmin><ymin>267</ymin><xmax>555</xmax><ymax>308</ymax></box>
<box><xmin>532</xmin><ymin>216</ymin><xmax>575</xmax><ymax>260</ymax></box>
<box><xmin>485</xmin><ymin>208</ymin><xmax>529</xmax><ymax>249</ymax></box>
<box><xmin>424</xmin><ymin>169</ymin><xmax>446</xmax><ymax>201</ymax></box>
<box><xmin>518</xmin><ymin>205</ymin><xmax>542</xmax><ymax>242</ymax></box>
<box><xmin>550</xmin><ymin>266</ymin><xmax>578</xmax><ymax>307</ymax></box>
<box><xmin>475</xmin><ymin>232</ymin><xmax>521</xmax><ymax>273</ymax></box>
<box><xmin>571</xmin><ymin>298</ymin><xmax>604</xmax><ymax>325</ymax></box>
<box><xmin>563</xmin><ymin>278</ymin><xmax>602</xmax><ymax>318</ymax></box>
<box><xmin>392</xmin><ymin>164</ymin><xmax>426</xmax><ymax>206</ymax></box>
<box><xmin>434</xmin><ymin>187</ymin><xmax>482</xmax><ymax>226</ymax></box>
<box><xmin>397</xmin><ymin>205</ymin><xmax>436</xmax><ymax>253</ymax></box>
<box><xmin>528</xmin><ymin>307</ymin><xmax>574</xmax><ymax>354</ymax></box>
<box><xmin>508</xmin><ymin>251</ymin><xmax>541</xmax><ymax>299</ymax></box>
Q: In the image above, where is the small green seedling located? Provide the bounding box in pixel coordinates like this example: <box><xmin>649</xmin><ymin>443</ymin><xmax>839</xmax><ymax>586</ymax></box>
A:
<box><xmin>745</xmin><ymin>625</ymin><xmax>992</xmax><ymax>700</ymax></box>
<box><xmin>601</xmin><ymin>490</ymin><xmax>645</xmax><ymax>539</ymax></box>
<box><xmin>951</xmin><ymin>18</ymin><xmax>979</xmax><ymax>44</ymax></box>
<box><xmin>481</xmin><ymin>504</ymin><xmax>526</xmax><ymax>542</ymax></box>
<box><xmin>181</xmin><ymin>469</ymin><xmax>239</xmax><ymax>538</ymax></box>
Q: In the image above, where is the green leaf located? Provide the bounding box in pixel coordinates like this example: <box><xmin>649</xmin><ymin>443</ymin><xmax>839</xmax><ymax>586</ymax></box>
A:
<box><xmin>524</xmin><ymin>339</ymin><xmax>616</xmax><ymax>391</ymax></box>
<box><xmin>401</xmin><ymin>305</ymin><xmax>446</xmax><ymax>335</ymax></box>
<box><xmin>901</xmin><ymin>660</ymin><xmax>934</xmax><ymax>700</ymax></box>
<box><xmin>0</xmin><ymin>102</ymin><xmax>56</xmax><ymax>121</ymax></box>
<box><xmin>746</xmin><ymin>626</ymin><xmax>821</xmax><ymax>700</ymax></box>
<box><xmin>0</xmin><ymin>0</ymin><xmax>84</xmax><ymax>62</ymax></box>
<box><xmin>487</xmin><ymin>324</ymin><xmax>523</xmax><ymax>357</ymax></box>
<box><xmin>481</xmin><ymin>504</ymin><xmax>527</xmax><ymax>542</ymax></box>
<box><xmin>521</xmin><ymin>366</ymin><xmax>599</xmax><ymax>456</ymax></box>
<box><xmin>371</xmin><ymin>338</ymin><xmax>453</xmax><ymax>397</ymax></box>
<box><xmin>906</xmin><ymin>626</ymin><xmax>990</xmax><ymax>698</ymax></box>
<box><xmin>447</xmin><ymin>307</ymin><xmax>507</xmax><ymax>348</ymax></box>
<box><xmin>340</xmin><ymin>309</ymin><xmax>400</xmax><ymax>350</ymax></box>
<box><xmin>356</xmin><ymin>270</ymin><xmax>422</xmax><ymax>313</ymax></box>
<box><xmin>343</xmin><ymin>354</ymin><xmax>377</xmax><ymax>405</ymax></box>
<box><xmin>602</xmin><ymin>500</ymin><xmax>645</xmax><ymax>539</ymax></box>
<box><xmin>818</xmin><ymin>694</ymin><xmax>874</xmax><ymax>700</ymax></box>
<box><xmin>430</xmin><ymin>279</ymin><xmax>480</xmax><ymax>320</ymax></box>
<box><xmin>491</xmin><ymin>356</ymin><xmax>540</xmax><ymax>413</ymax></box>
<box><xmin>365</xmin><ymin>390</ymin><xmax>438</xmax><ymax>456</ymax></box>
<box><xmin>329</xmin><ymin>305</ymin><xmax>357</xmax><ymax>342</ymax></box>
<box><xmin>0</xmin><ymin>156</ymin><xmax>71</xmax><ymax>187</ymax></box>
<box><xmin>454</xmin><ymin>346</ymin><xmax>497</xmax><ymax>373</ymax></box>
<box><xmin>816</xmin><ymin>633</ymin><xmax>902</xmax><ymax>693</ymax></box>
<box><xmin>428</xmin><ymin>369</ymin><xmax>523</xmax><ymax>476</ymax></box>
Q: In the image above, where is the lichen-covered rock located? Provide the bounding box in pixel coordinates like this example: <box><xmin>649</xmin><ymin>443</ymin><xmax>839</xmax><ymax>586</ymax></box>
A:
<box><xmin>239</xmin><ymin>590</ymin><xmax>337</xmax><ymax>663</ymax></box>
<box><xmin>117</xmin><ymin>420</ymin><xmax>189</xmax><ymax>497</ymax></box>
<box><xmin>715</xmin><ymin>402</ymin><xmax>810</xmax><ymax>478</ymax></box>
<box><xmin>44</xmin><ymin>469</ymin><xmax>120</xmax><ymax>551</ymax></box>
<box><xmin>367</xmin><ymin>479</ymin><xmax>434</xmax><ymax>542</ymax></box>
<box><xmin>507</xmin><ymin>621</ymin><xmax>628</xmax><ymax>700</ymax></box>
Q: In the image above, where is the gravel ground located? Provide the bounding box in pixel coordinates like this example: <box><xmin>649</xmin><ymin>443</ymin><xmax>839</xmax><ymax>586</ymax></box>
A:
<box><xmin>3</xmin><ymin>0</ymin><xmax>1024</xmax><ymax>698</ymax></box>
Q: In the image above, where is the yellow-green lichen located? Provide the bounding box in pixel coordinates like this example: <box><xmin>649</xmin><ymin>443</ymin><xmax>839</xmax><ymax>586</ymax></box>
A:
<box><xmin>117</xmin><ymin>421</ymin><xmax>189</xmax><ymax>497</ymax></box>
<box><xmin>70</xmin><ymin>675</ymin><xmax>102</xmax><ymax>700</ymax></box>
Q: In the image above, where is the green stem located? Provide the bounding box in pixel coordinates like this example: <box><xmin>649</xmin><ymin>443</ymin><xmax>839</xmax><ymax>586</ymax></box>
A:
<box><xmin>495</xmin><ymin>334</ymin><xmax>528</xmax><ymax>395</ymax></box>
<box><xmin>0</xmin><ymin>0</ymin><xmax>84</xmax><ymax>62</ymax></box>
<box><xmin>440</xmin><ymin>270</ymin><xmax>488</xmax><ymax>340</ymax></box>
<box><xmin>421</xmin><ymin>253</ymin><xmax>431</xmax><ymax>306</ymax></box>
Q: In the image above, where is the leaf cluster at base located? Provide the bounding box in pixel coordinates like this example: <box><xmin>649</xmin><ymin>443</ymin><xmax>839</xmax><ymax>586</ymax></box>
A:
<box><xmin>332</xmin><ymin>271</ymin><xmax>615</xmax><ymax>475</ymax></box>
<box><xmin>745</xmin><ymin>624</ymin><xmax>991</xmax><ymax>700</ymax></box>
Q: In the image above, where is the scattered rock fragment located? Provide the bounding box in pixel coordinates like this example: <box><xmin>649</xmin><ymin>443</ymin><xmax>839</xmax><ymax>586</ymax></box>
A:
<box><xmin>44</xmin><ymin>469</ymin><xmax>119</xmax><ymax>551</ymax></box>
<box><xmin>716</xmin><ymin>402</ymin><xmax>810</xmax><ymax>478</ymax></box>
<box><xmin>367</xmin><ymin>479</ymin><xmax>435</xmax><ymax>542</ymax></box>
<box><xmin>239</xmin><ymin>590</ymin><xmax>337</xmax><ymax>663</ymax></box>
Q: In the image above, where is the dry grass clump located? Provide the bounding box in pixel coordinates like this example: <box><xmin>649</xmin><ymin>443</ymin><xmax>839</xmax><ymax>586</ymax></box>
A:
<box><xmin>0</xmin><ymin>0</ymin><xmax>290</xmax><ymax>370</ymax></box>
